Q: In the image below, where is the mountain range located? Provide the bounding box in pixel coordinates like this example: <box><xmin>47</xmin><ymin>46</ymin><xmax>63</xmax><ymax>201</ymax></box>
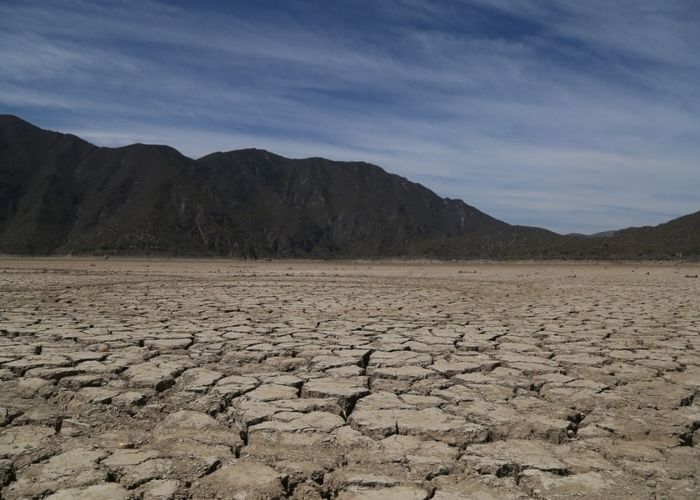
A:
<box><xmin>0</xmin><ymin>115</ymin><xmax>698</xmax><ymax>259</ymax></box>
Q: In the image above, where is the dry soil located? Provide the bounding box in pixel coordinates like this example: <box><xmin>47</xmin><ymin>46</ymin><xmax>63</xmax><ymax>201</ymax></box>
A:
<box><xmin>0</xmin><ymin>258</ymin><xmax>699</xmax><ymax>499</ymax></box>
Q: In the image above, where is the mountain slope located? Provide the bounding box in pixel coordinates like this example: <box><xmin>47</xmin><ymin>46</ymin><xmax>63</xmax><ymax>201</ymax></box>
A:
<box><xmin>0</xmin><ymin>115</ymin><xmax>506</xmax><ymax>257</ymax></box>
<box><xmin>601</xmin><ymin>211</ymin><xmax>700</xmax><ymax>258</ymax></box>
<box><xmin>193</xmin><ymin>149</ymin><xmax>505</xmax><ymax>256</ymax></box>
<box><xmin>1</xmin><ymin>115</ymin><xmax>697</xmax><ymax>259</ymax></box>
<box><xmin>417</xmin><ymin>213</ymin><xmax>700</xmax><ymax>260</ymax></box>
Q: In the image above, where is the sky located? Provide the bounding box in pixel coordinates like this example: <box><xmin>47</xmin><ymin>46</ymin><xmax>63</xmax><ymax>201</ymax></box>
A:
<box><xmin>1</xmin><ymin>0</ymin><xmax>699</xmax><ymax>234</ymax></box>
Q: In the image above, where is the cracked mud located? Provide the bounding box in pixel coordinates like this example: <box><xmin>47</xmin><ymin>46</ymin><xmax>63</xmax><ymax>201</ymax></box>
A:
<box><xmin>0</xmin><ymin>258</ymin><xmax>698</xmax><ymax>499</ymax></box>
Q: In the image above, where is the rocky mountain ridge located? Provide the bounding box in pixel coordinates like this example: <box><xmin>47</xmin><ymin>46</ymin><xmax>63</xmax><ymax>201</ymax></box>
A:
<box><xmin>1</xmin><ymin>115</ymin><xmax>697</xmax><ymax>259</ymax></box>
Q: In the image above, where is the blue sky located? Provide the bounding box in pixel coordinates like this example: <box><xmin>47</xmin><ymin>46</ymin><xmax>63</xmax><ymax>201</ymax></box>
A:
<box><xmin>1</xmin><ymin>0</ymin><xmax>699</xmax><ymax>233</ymax></box>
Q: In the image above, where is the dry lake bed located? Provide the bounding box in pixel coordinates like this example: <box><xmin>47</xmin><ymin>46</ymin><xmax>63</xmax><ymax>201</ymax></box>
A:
<box><xmin>0</xmin><ymin>258</ymin><xmax>699</xmax><ymax>499</ymax></box>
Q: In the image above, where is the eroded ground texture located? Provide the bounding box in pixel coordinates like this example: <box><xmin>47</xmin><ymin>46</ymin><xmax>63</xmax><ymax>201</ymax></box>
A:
<box><xmin>0</xmin><ymin>258</ymin><xmax>699</xmax><ymax>499</ymax></box>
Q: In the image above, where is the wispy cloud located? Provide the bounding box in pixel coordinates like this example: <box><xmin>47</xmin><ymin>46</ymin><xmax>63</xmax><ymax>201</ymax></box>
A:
<box><xmin>1</xmin><ymin>0</ymin><xmax>698</xmax><ymax>233</ymax></box>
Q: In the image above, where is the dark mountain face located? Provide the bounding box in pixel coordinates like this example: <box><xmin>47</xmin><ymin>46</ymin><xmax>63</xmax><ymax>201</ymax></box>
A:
<box><xmin>415</xmin><ymin>216</ymin><xmax>700</xmax><ymax>260</ymax></box>
<box><xmin>0</xmin><ymin>115</ymin><xmax>506</xmax><ymax>257</ymax></box>
<box><xmin>601</xmin><ymin>211</ymin><xmax>700</xmax><ymax>259</ymax></box>
<box><xmin>0</xmin><ymin>115</ymin><xmax>697</xmax><ymax>259</ymax></box>
<box><xmin>193</xmin><ymin>150</ymin><xmax>506</xmax><ymax>256</ymax></box>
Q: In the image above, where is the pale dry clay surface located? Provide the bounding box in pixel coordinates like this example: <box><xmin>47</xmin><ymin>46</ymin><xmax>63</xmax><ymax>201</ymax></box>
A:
<box><xmin>0</xmin><ymin>258</ymin><xmax>699</xmax><ymax>499</ymax></box>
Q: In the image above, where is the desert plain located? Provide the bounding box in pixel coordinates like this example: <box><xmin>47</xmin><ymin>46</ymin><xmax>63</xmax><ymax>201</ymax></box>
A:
<box><xmin>0</xmin><ymin>258</ymin><xmax>698</xmax><ymax>499</ymax></box>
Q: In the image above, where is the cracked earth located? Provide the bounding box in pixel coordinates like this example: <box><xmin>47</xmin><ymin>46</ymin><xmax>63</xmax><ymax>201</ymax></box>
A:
<box><xmin>0</xmin><ymin>258</ymin><xmax>699</xmax><ymax>499</ymax></box>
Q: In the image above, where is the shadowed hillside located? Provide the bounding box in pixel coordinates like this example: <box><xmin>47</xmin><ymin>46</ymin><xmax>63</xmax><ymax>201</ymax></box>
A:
<box><xmin>0</xmin><ymin>115</ymin><xmax>505</xmax><ymax>257</ymax></box>
<box><xmin>0</xmin><ymin>115</ymin><xmax>697</xmax><ymax>259</ymax></box>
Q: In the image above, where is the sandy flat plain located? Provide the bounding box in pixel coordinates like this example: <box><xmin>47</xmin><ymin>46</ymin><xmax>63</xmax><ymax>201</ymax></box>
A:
<box><xmin>0</xmin><ymin>258</ymin><xmax>699</xmax><ymax>499</ymax></box>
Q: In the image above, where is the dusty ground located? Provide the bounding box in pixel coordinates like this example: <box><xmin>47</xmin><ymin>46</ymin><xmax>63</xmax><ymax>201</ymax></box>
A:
<box><xmin>0</xmin><ymin>258</ymin><xmax>699</xmax><ymax>499</ymax></box>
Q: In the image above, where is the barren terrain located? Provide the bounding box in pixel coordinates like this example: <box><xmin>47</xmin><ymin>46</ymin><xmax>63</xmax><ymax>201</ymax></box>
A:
<box><xmin>0</xmin><ymin>258</ymin><xmax>699</xmax><ymax>499</ymax></box>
